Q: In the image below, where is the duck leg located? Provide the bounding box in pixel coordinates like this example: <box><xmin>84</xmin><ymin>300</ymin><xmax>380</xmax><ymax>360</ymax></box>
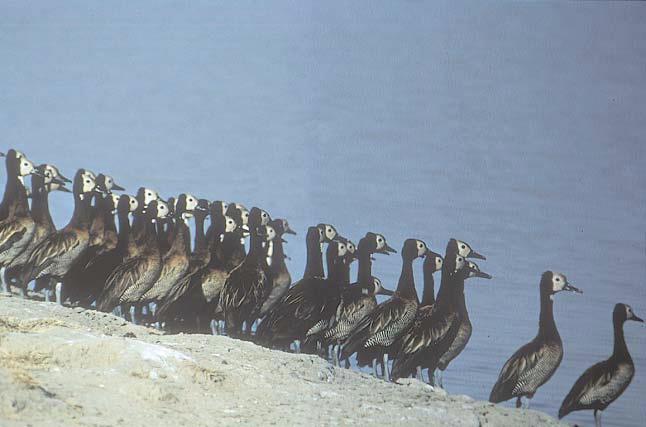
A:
<box><xmin>594</xmin><ymin>409</ymin><xmax>602</xmax><ymax>427</ymax></box>
<box><xmin>130</xmin><ymin>305</ymin><xmax>138</xmax><ymax>325</ymax></box>
<box><xmin>0</xmin><ymin>267</ymin><xmax>9</xmax><ymax>294</ymax></box>
<box><xmin>55</xmin><ymin>282</ymin><xmax>63</xmax><ymax>305</ymax></box>
<box><xmin>382</xmin><ymin>353</ymin><xmax>390</xmax><ymax>382</ymax></box>
<box><xmin>332</xmin><ymin>344</ymin><xmax>339</xmax><ymax>367</ymax></box>
<box><xmin>416</xmin><ymin>366</ymin><xmax>423</xmax><ymax>381</ymax></box>
<box><xmin>372</xmin><ymin>359</ymin><xmax>379</xmax><ymax>377</ymax></box>
<box><xmin>515</xmin><ymin>396</ymin><xmax>522</xmax><ymax>409</ymax></box>
<box><xmin>210</xmin><ymin>319</ymin><xmax>218</xmax><ymax>335</ymax></box>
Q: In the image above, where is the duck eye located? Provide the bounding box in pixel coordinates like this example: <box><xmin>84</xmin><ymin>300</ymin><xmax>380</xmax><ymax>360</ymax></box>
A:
<box><xmin>555</xmin><ymin>277</ymin><xmax>560</xmax><ymax>282</ymax></box>
<box><xmin>461</xmin><ymin>245</ymin><xmax>466</xmax><ymax>249</ymax></box>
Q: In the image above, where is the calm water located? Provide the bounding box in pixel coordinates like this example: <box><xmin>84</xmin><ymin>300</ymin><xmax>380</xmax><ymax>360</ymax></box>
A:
<box><xmin>2</xmin><ymin>2</ymin><xmax>645</xmax><ymax>426</ymax></box>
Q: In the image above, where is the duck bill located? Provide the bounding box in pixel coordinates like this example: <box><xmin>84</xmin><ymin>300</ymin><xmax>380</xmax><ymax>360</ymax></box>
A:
<box><xmin>280</xmin><ymin>237</ymin><xmax>288</xmax><ymax>244</ymax></box>
<box><xmin>284</xmin><ymin>225</ymin><xmax>296</xmax><ymax>235</ymax></box>
<box><xmin>469</xmin><ymin>250</ymin><xmax>486</xmax><ymax>260</ymax></box>
<box><xmin>379</xmin><ymin>243</ymin><xmax>397</xmax><ymax>255</ymax></box>
<box><xmin>56</xmin><ymin>185</ymin><xmax>72</xmax><ymax>193</ymax></box>
<box><xmin>475</xmin><ymin>271</ymin><xmax>492</xmax><ymax>279</ymax></box>
<box><xmin>377</xmin><ymin>287</ymin><xmax>395</xmax><ymax>296</ymax></box>
<box><xmin>52</xmin><ymin>176</ymin><xmax>69</xmax><ymax>186</ymax></box>
<box><xmin>58</xmin><ymin>173</ymin><xmax>72</xmax><ymax>183</ymax></box>
<box><xmin>112</xmin><ymin>182</ymin><xmax>125</xmax><ymax>191</ymax></box>
<box><xmin>563</xmin><ymin>283</ymin><xmax>583</xmax><ymax>294</ymax></box>
<box><xmin>632</xmin><ymin>314</ymin><xmax>644</xmax><ymax>323</ymax></box>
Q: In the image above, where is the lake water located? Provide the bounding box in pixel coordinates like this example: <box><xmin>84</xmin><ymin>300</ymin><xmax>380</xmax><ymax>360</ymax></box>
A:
<box><xmin>2</xmin><ymin>2</ymin><xmax>645</xmax><ymax>426</ymax></box>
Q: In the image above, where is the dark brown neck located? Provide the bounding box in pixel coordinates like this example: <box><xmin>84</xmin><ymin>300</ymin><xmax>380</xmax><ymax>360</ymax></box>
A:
<box><xmin>612</xmin><ymin>316</ymin><xmax>631</xmax><ymax>361</ymax></box>
<box><xmin>69</xmin><ymin>193</ymin><xmax>93</xmax><ymax>228</ymax></box>
<box><xmin>538</xmin><ymin>289</ymin><xmax>560</xmax><ymax>341</ymax></box>
<box><xmin>396</xmin><ymin>256</ymin><xmax>418</xmax><ymax>300</ymax></box>
<box><xmin>193</xmin><ymin>215</ymin><xmax>207</xmax><ymax>253</ymax></box>
<box><xmin>421</xmin><ymin>270</ymin><xmax>435</xmax><ymax>306</ymax></box>
<box><xmin>303</xmin><ymin>228</ymin><xmax>324</xmax><ymax>279</ymax></box>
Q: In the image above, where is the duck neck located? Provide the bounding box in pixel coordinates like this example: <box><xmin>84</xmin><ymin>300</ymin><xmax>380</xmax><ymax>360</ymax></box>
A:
<box><xmin>70</xmin><ymin>192</ymin><xmax>94</xmax><ymax>228</ymax></box>
<box><xmin>356</xmin><ymin>245</ymin><xmax>373</xmax><ymax>283</ymax></box>
<box><xmin>612</xmin><ymin>316</ymin><xmax>631</xmax><ymax>361</ymax></box>
<box><xmin>396</xmin><ymin>256</ymin><xmax>418</xmax><ymax>301</ymax></box>
<box><xmin>193</xmin><ymin>215</ymin><xmax>207</xmax><ymax>253</ymax></box>
<box><xmin>421</xmin><ymin>271</ymin><xmax>435</xmax><ymax>306</ymax></box>
<box><xmin>326</xmin><ymin>256</ymin><xmax>344</xmax><ymax>284</ymax></box>
<box><xmin>538</xmin><ymin>290</ymin><xmax>560</xmax><ymax>340</ymax></box>
<box><xmin>30</xmin><ymin>181</ymin><xmax>52</xmax><ymax>225</ymax></box>
<box><xmin>246</xmin><ymin>231</ymin><xmax>264</xmax><ymax>261</ymax></box>
<box><xmin>270</xmin><ymin>236</ymin><xmax>287</xmax><ymax>273</ymax></box>
<box><xmin>303</xmin><ymin>228</ymin><xmax>324</xmax><ymax>279</ymax></box>
<box><xmin>2</xmin><ymin>171</ymin><xmax>29</xmax><ymax>216</ymax></box>
<box><xmin>168</xmin><ymin>218</ymin><xmax>191</xmax><ymax>256</ymax></box>
<box><xmin>116</xmin><ymin>210</ymin><xmax>131</xmax><ymax>251</ymax></box>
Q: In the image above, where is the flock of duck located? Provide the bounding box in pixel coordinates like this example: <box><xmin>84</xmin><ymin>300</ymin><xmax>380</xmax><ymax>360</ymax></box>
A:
<box><xmin>0</xmin><ymin>148</ymin><xmax>640</xmax><ymax>426</ymax></box>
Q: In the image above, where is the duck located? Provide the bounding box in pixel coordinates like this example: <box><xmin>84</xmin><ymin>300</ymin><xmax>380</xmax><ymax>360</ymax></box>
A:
<box><xmin>95</xmin><ymin>199</ymin><xmax>169</xmax><ymax>321</ymax></box>
<box><xmin>71</xmin><ymin>194</ymin><xmax>139</xmax><ymax>307</ymax></box>
<box><xmin>385</xmin><ymin>249</ymin><xmax>466</xmax><ymax>384</ymax></box>
<box><xmin>300</xmin><ymin>237</ymin><xmax>352</xmax><ymax>353</ymax></box>
<box><xmin>394</xmin><ymin>249</ymin><xmax>444</xmax><ymax>382</ymax></box>
<box><xmin>154</xmin><ymin>198</ymin><xmax>211</xmax><ymax>330</ymax></box>
<box><xmin>489</xmin><ymin>271</ymin><xmax>582</xmax><ymax>408</ymax></box>
<box><xmin>390</xmin><ymin>238</ymin><xmax>487</xmax><ymax>382</ymax></box>
<box><xmin>3</xmin><ymin>164</ymin><xmax>70</xmax><ymax>294</ymax></box>
<box><xmin>219</xmin><ymin>217</ymin><xmax>275</xmax><ymax>337</ymax></box>
<box><xmin>255</xmin><ymin>223</ymin><xmax>338</xmax><ymax>349</ymax></box>
<box><xmin>340</xmin><ymin>238</ymin><xmax>430</xmax><ymax>381</ymax></box>
<box><xmin>15</xmin><ymin>169</ymin><xmax>98</xmax><ymax>304</ymax></box>
<box><xmin>140</xmin><ymin>193</ymin><xmax>198</xmax><ymax>307</ymax></box>
<box><xmin>559</xmin><ymin>303</ymin><xmax>642</xmax><ymax>427</ymax></box>
<box><xmin>0</xmin><ymin>163</ymin><xmax>69</xmax><ymax>295</ymax></box>
<box><xmin>61</xmin><ymin>185</ymin><xmax>121</xmax><ymax>305</ymax></box>
<box><xmin>258</xmin><ymin>218</ymin><xmax>296</xmax><ymax>318</ymax></box>
<box><xmin>0</xmin><ymin>149</ymin><xmax>36</xmax><ymax>222</ymax></box>
<box><xmin>324</xmin><ymin>232</ymin><xmax>397</xmax><ymax>366</ymax></box>
<box><xmin>433</xmin><ymin>260</ymin><xmax>491</xmax><ymax>386</ymax></box>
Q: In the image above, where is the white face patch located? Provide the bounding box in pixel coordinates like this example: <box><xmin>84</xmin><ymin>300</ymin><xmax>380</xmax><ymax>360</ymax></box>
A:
<box><xmin>454</xmin><ymin>255</ymin><xmax>465</xmax><ymax>273</ymax></box>
<box><xmin>456</xmin><ymin>239</ymin><xmax>471</xmax><ymax>257</ymax></box>
<box><xmin>416</xmin><ymin>240</ymin><xmax>427</xmax><ymax>257</ymax></box>
<box><xmin>104</xmin><ymin>175</ymin><xmax>114</xmax><ymax>191</ymax></box>
<box><xmin>144</xmin><ymin>189</ymin><xmax>158</xmax><ymax>206</ymax></box>
<box><xmin>265</xmin><ymin>225</ymin><xmax>276</xmax><ymax>242</ymax></box>
<box><xmin>224</xmin><ymin>216</ymin><xmax>237</xmax><ymax>233</ymax></box>
<box><xmin>222</xmin><ymin>202</ymin><xmax>229</xmax><ymax>215</ymax></box>
<box><xmin>435</xmin><ymin>257</ymin><xmax>443</xmax><ymax>271</ymax></box>
<box><xmin>19</xmin><ymin>158</ymin><xmax>35</xmax><ymax>176</ymax></box>
<box><xmin>325</xmin><ymin>225</ymin><xmax>336</xmax><ymax>241</ymax></box>
<box><xmin>111</xmin><ymin>194</ymin><xmax>120</xmax><ymax>209</ymax></box>
<box><xmin>129</xmin><ymin>196</ymin><xmax>139</xmax><ymax>212</ymax></box>
<box><xmin>260</xmin><ymin>210</ymin><xmax>270</xmax><ymax>225</ymax></box>
<box><xmin>337</xmin><ymin>242</ymin><xmax>348</xmax><ymax>257</ymax></box>
<box><xmin>375</xmin><ymin>234</ymin><xmax>386</xmax><ymax>251</ymax></box>
<box><xmin>347</xmin><ymin>241</ymin><xmax>356</xmax><ymax>254</ymax></box>
<box><xmin>184</xmin><ymin>194</ymin><xmax>199</xmax><ymax>212</ymax></box>
<box><xmin>241</xmin><ymin>210</ymin><xmax>250</xmax><ymax>225</ymax></box>
<box><xmin>81</xmin><ymin>171</ymin><xmax>96</xmax><ymax>193</ymax></box>
<box><xmin>156</xmin><ymin>201</ymin><xmax>169</xmax><ymax>218</ymax></box>
<box><xmin>625</xmin><ymin>305</ymin><xmax>634</xmax><ymax>319</ymax></box>
<box><xmin>551</xmin><ymin>272</ymin><xmax>568</xmax><ymax>292</ymax></box>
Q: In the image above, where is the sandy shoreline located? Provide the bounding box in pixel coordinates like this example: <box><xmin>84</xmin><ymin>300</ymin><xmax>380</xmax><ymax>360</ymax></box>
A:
<box><xmin>0</xmin><ymin>294</ymin><xmax>565</xmax><ymax>426</ymax></box>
